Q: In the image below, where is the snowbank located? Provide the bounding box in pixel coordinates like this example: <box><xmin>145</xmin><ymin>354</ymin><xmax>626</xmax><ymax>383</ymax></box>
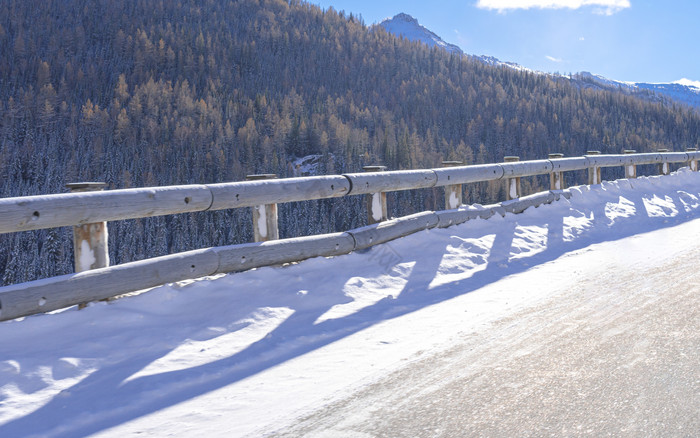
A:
<box><xmin>3</xmin><ymin>170</ymin><xmax>700</xmax><ymax>437</ymax></box>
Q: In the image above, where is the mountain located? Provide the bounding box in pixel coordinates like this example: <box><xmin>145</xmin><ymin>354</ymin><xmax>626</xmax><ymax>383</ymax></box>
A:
<box><xmin>379</xmin><ymin>13</ymin><xmax>463</xmax><ymax>55</ymax></box>
<box><xmin>380</xmin><ymin>14</ymin><xmax>700</xmax><ymax>110</ymax></box>
<box><xmin>572</xmin><ymin>72</ymin><xmax>700</xmax><ymax>109</ymax></box>
<box><xmin>379</xmin><ymin>14</ymin><xmax>531</xmax><ymax>72</ymax></box>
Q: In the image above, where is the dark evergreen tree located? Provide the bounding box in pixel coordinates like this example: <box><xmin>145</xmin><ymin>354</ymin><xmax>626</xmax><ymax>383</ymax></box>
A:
<box><xmin>0</xmin><ymin>0</ymin><xmax>699</xmax><ymax>285</ymax></box>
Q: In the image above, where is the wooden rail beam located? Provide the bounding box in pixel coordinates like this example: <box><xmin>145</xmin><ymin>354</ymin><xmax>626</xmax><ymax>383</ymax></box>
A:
<box><xmin>350</xmin><ymin>211</ymin><xmax>439</xmax><ymax>250</ymax></box>
<box><xmin>207</xmin><ymin>175</ymin><xmax>350</xmax><ymax>210</ymax></box>
<box><xmin>432</xmin><ymin>163</ymin><xmax>503</xmax><ymax>187</ymax></box>
<box><xmin>0</xmin><ymin>185</ymin><xmax>213</xmax><ymax>234</ymax></box>
<box><xmin>344</xmin><ymin>168</ymin><xmax>437</xmax><ymax>196</ymax></box>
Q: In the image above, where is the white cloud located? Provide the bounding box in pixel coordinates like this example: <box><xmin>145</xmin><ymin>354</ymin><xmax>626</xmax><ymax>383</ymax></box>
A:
<box><xmin>579</xmin><ymin>36</ymin><xmax>585</xmax><ymax>41</ymax></box>
<box><xmin>546</xmin><ymin>55</ymin><xmax>563</xmax><ymax>62</ymax></box>
<box><xmin>476</xmin><ymin>0</ymin><xmax>630</xmax><ymax>15</ymax></box>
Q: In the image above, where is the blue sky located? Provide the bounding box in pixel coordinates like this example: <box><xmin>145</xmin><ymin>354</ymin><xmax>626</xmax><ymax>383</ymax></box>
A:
<box><xmin>310</xmin><ymin>0</ymin><xmax>700</xmax><ymax>85</ymax></box>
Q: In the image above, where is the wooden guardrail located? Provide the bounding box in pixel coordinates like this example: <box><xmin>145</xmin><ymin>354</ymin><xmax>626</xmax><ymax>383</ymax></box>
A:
<box><xmin>1</xmin><ymin>150</ymin><xmax>698</xmax><ymax>321</ymax></box>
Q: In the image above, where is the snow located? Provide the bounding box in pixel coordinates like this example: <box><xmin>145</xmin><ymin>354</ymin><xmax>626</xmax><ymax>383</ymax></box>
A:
<box><xmin>291</xmin><ymin>154</ymin><xmax>326</xmax><ymax>177</ymax></box>
<box><xmin>509</xmin><ymin>178</ymin><xmax>518</xmax><ymax>199</ymax></box>
<box><xmin>3</xmin><ymin>169</ymin><xmax>700</xmax><ymax>436</ymax></box>
<box><xmin>370</xmin><ymin>193</ymin><xmax>383</xmax><ymax>221</ymax></box>
<box><xmin>447</xmin><ymin>190</ymin><xmax>459</xmax><ymax>209</ymax></box>
<box><xmin>674</xmin><ymin>78</ymin><xmax>700</xmax><ymax>90</ymax></box>
<box><xmin>79</xmin><ymin>240</ymin><xmax>97</xmax><ymax>272</ymax></box>
<box><xmin>379</xmin><ymin>13</ymin><xmax>463</xmax><ymax>55</ymax></box>
<box><xmin>255</xmin><ymin>205</ymin><xmax>268</xmax><ymax>239</ymax></box>
<box><xmin>576</xmin><ymin>71</ymin><xmax>700</xmax><ymax>109</ymax></box>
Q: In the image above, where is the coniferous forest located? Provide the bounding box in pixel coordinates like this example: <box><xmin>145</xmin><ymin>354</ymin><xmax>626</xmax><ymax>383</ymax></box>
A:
<box><xmin>2</xmin><ymin>0</ymin><xmax>700</xmax><ymax>284</ymax></box>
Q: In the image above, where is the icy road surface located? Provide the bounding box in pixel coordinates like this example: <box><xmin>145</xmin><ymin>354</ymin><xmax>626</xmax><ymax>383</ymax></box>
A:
<box><xmin>279</xmin><ymin>221</ymin><xmax>700</xmax><ymax>437</ymax></box>
<box><xmin>1</xmin><ymin>170</ymin><xmax>700</xmax><ymax>437</ymax></box>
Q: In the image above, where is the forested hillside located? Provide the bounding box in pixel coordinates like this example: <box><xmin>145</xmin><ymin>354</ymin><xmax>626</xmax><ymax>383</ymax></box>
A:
<box><xmin>2</xmin><ymin>0</ymin><xmax>699</xmax><ymax>285</ymax></box>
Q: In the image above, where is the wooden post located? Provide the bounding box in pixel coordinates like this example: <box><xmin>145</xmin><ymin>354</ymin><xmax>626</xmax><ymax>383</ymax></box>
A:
<box><xmin>504</xmin><ymin>156</ymin><xmax>521</xmax><ymax>200</ymax></box>
<box><xmin>623</xmin><ymin>150</ymin><xmax>637</xmax><ymax>179</ymax></box>
<box><xmin>246</xmin><ymin>174</ymin><xmax>279</xmax><ymax>242</ymax></box>
<box><xmin>363</xmin><ymin>165</ymin><xmax>388</xmax><ymax>224</ymax></box>
<box><xmin>687</xmin><ymin>148</ymin><xmax>698</xmax><ymax>171</ymax></box>
<box><xmin>657</xmin><ymin>149</ymin><xmax>670</xmax><ymax>175</ymax></box>
<box><xmin>66</xmin><ymin>183</ymin><xmax>109</xmax><ymax>273</ymax></box>
<box><xmin>442</xmin><ymin>161</ymin><xmax>463</xmax><ymax>210</ymax></box>
<box><xmin>548</xmin><ymin>153</ymin><xmax>565</xmax><ymax>190</ymax></box>
<box><xmin>587</xmin><ymin>151</ymin><xmax>601</xmax><ymax>185</ymax></box>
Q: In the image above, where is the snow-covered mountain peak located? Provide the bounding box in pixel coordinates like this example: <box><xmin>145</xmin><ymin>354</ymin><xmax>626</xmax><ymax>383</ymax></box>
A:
<box><xmin>380</xmin><ymin>13</ymin><xmax>700</xmax><ymax>110</ymax></box>
<box><xmin>390</xmin><ymin>12</ymin><xmax>419</xmax><ymax>24</ymax></box>
<box><xmin>379</xmin><ymin>13</ymin><xmax>534</xmax><ymax>73</ymax></box>
<box><xmin>379</xmin><ymin>13</ymin><xmax>463</xmax><ymax>55</ymax></box>
<box><xmin>673</xmin><ymin>78</ymin><xmax>700</xmax><ymax>90</ymax></box>
<box><xmin>574</xmin><ymin>71</ymin><xmax>700</xmax><ymax>108</ymax></box>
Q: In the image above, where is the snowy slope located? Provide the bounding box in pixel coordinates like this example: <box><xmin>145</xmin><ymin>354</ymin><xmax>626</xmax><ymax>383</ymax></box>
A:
<box><xmin>379</xmin><ymin>13</ymin><xmax>531</xmax><ymax>72</ymax></box>
<box><xmin>636</xmin><ymin>80</ymin><xmax>700</xmax><ymax>108</ymax></box>
<box><xmin>574</xmin><ymin>71</ymin><xmax>700</xmax><ymax>109</ymax></box>
<box><xmin>3</xmin><ymin>169</ymin><xmax>700</xmax><ymax>436</ymax></box>
<box><xmin>379</xmin><ymin>13</ymin><xmax>463</xmax><ymax>55</ymax></box>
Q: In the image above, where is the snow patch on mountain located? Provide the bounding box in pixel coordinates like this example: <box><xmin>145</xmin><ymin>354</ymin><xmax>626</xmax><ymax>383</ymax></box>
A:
<box><xmin>379</xmin><ymin>13</ymin><xmax>463</xmax><ymax>55</ymax></box>
<box><xmin>674</xmin><ymin>78</ymin><xmax>700</xmax><ymax>89</ymax></box>
<box><xmin>636</xmin><ymin>80</ymin><xmax>700</xmax><ymax>108</ymax></box>
<box><xmin>379</xmin><ymin>13</ymin><xmax>535</xmax><ymax>73</ymax></box>
<box><xmin>573</xmin><ymin>72</ymin><xmax>700</xmax><ymax>109</ymax></box>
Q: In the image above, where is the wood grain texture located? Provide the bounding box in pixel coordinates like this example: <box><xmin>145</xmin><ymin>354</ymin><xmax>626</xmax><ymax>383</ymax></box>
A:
<box><xmin>348</xmin><ymin>211</ymin><xmax>439</xmax><ymax>250</ymax></box>
<box><xmin>501</xmin><ymin>191</ymin><xmax>557</xmax><ymax>214</ymax></box>
<box><xmin>344</xmin><ymin>170</ymin><xmax>438</xmax><ymax>195</ymax></box>
<box><xmin>0</xmin><ymin>249</ymin><xmax>220</xmax><ymax>321</ymax></box>
<box><xmin>433</xmin><ymin>164</ymin><xmax>504</xmax><ymax>186</ymax></box>
<box><xmin>659</xmin><ymin>152</ymin><xmax>690</xmax><ymax>164</ymax></box>
<box><xmin>215</xmin><ymin>233</ymin><xmax>355</xmax><ymax>274</ymax></box>
<box><xmin>548</xmin><ymin>157</ymin><xmax>588</xmax><ymax>173</ymax></box>
<box><xmin>208</xmin><ymin>176</ymin><xmax>350</xmax><ymax>210</ymax></box>
<box><xmin>0</xmin><ymin>185</ymin><xmax>212</xmax><ymax>233</ymax></box>
<box><xmin>588</xmin><ymin>153</ymin><xmax>663</xmax><ymax>168</ymax></box>
<box><xmin>500</xmin><ymin>160</ymin><xmax>553</xmax><ymax>178</ymax></box>
<box><xmin>436</xmin><ymin>207</ymin><xmax>497</xmax><ymax>228</ymax></box>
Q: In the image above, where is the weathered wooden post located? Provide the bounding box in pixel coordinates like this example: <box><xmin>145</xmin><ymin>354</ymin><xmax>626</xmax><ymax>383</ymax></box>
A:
<box><xmin>504</xmin><ymin>156</ymin><xmax>521</xmax><ymax>200</ymax></box>
<box><xmin>623</xmin><ymin>150</ymin><xmax>637</xmax><ymax>179</ymax></box>
<box><xmin>658</xmin><ymin>149</ymin><xmax>670</xmax><ymax>175</ymax></box>
<box><xmin>548</xmin><ymin>153</ymin><xmax>565</xmax><ymax>190</ymax></box>
<box><xmin>587</xmin><ymin>151</ymin><xmax>602</xmax><ymax>185</ymax></box>
<box><xmin>66</xmin><ymin>182</ymin><xmax>109</xmax><ymax>273</ymax></box>
<box><xmin>364</xmin><ymin>165</ymin><xmax>388</xmax><ymax>224</ymax></box>
<box><xmin>246</xmin><ymin>174</ymin><xmax>279</xmax><ymax>242</ymax></box>
<box><xmin>442</xmin><ymin>161</ymin><xmax>463</xmax><ymax>210</ymax></box>
<box><xmin>687</xmin><ymin>148</ymin><xmax>698</xmax><ymax>171</ymax></box>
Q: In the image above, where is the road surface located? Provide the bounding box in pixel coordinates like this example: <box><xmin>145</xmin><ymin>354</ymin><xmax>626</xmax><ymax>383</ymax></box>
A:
<box><xmin>277</xmin><ymin>225</ymin><xmax>700</xmax><ymax>437</ymax></box>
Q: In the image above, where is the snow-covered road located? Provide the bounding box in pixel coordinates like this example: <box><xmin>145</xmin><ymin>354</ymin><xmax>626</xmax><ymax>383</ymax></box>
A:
<box><xmin>2</xmin><ymin>170</ymin><xmax>700</xmax><ymax>437</ymax></box>
<box><xmin>280</xmin><ymin>221</ymin><xmax>700</xmax><ymax>436</ymax></box>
